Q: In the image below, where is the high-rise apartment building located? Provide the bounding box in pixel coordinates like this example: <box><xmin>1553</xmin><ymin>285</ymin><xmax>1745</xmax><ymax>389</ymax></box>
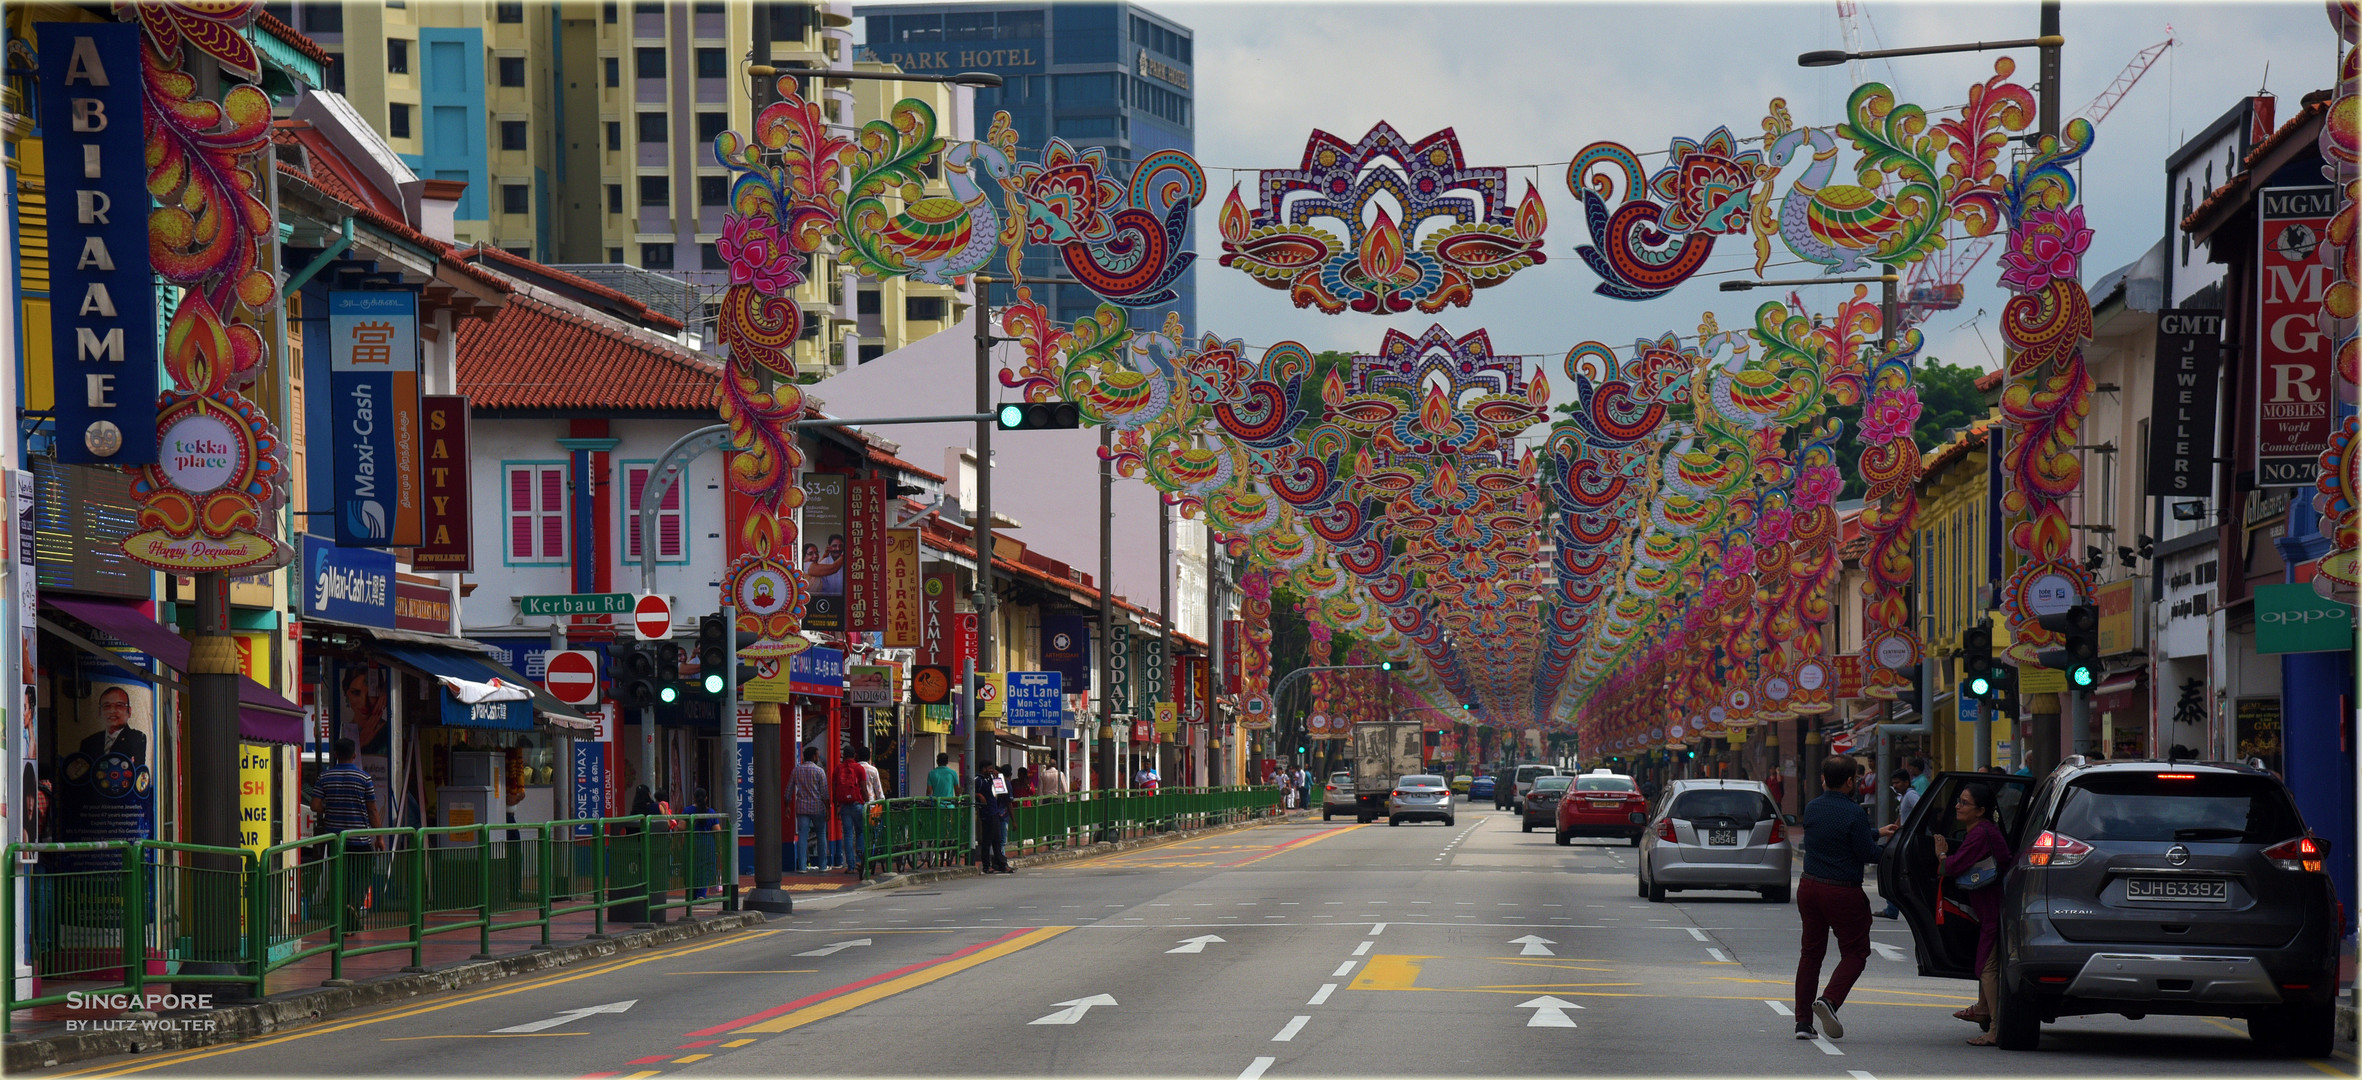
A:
<box><xmin>273</xmin><ymin>0</ymin><xmax>968</xmax><ymax>372</ymax></box>
<box><xmin>856</xmin><ymin>2</ymin><xmax>1195</xmax><ymax>332</ymax></box>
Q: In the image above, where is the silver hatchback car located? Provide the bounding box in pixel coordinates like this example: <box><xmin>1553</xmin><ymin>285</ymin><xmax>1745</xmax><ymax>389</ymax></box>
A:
<box><xmin>1639</xmin><ymin>779</ymin><xmax>1794</xmax><ymax>903</ymax></box>
<box><xmin>1386</xmin><ymin>774</ymin><xmax>1456</xmax><ymax>826</ymax></box>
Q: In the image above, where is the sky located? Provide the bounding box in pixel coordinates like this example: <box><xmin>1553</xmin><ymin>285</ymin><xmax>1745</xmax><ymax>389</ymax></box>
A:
<box><xmin>1147</xmin><ymin>0</ymin><xmax>2332</xmax><ymax>406</ymax></box>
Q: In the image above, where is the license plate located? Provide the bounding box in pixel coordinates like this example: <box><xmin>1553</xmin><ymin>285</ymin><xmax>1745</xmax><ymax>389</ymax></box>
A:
<box><xmin>2126</xmin><ymin>878</ymin><xmax>2228</xmax><ymax>902</ymax></box>
<box><xmin>1707</xmin><ymin>829</ymin><xmax>1738</xmax><ymax>846</ymax></box>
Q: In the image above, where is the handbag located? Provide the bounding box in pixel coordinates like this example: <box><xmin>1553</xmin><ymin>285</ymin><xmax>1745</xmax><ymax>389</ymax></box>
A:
<box><xmin>1951</xmin><ymin>855</ymin><xmax>2000</xmax><ymax>892</ymax></box>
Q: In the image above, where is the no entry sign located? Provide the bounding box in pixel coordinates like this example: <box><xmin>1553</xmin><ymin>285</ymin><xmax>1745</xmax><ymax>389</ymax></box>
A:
<box><xmin>633</xmin><ymin>593</ymin><xmax>673</xmax><ymax>641</ymax></box>
<box><xmin>544</xmin><ymin>649</ymin><xmax>600</xmax><ymax>707</ymax></box>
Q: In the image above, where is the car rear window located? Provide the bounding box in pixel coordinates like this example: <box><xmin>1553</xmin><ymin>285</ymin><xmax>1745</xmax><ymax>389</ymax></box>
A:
<box><xmin>1668</xmin><ymin>790</ymin><xmax>1775</xmax><ymax>822</ymax></box>
<box><xmin>1515</xmin><ymin>766</ymin><xmax>1558</xmax><ymax>783</ymax></box>
<box><xmin>1532</xmin><ymin>776</ymin><xmax>1572</xmax><ymax>791</ymax></box>
<box><xmin>1401</xmin><ymin>775</ymin><xmax>1444</xmax><ymax>788</ymax></box>
<box><xmin>1330</xmin><ymin>773</ymin><xmax>1352</xmax><ymax>785</ymax></box>
<box><xmin>1575</xmin><ymin>777</ymin><xmax>1635</xmax><ymax>792</ymax></box>
<box><xmin>2052</xmin><ymin>773</ymin><xmax>2304</xmax><ymax>844</ymax></box>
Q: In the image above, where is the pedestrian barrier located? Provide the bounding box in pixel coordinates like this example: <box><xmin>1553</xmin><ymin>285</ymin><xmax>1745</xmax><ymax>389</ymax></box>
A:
<box><xmin>0</xmin><ymin>814</ymin><xmax>726</xmax><ymax>1033</ymax></box>
<box><xmin>854</xmin><ymin>785</ymin><xmax>1284</xmax><ymax>878</ymax></box>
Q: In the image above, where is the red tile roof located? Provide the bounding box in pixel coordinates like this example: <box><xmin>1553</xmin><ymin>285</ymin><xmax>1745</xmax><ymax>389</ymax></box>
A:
<box><xmin>458</xmin><ymin>246</ymin><xmax>685</xmax><ymax>333</ymax></box>
<box><xmin>2181</xmin><ymin>95</ymin><xmax>2331</xmax><ymax>235</ymax></box>
<box><xmin>868</xmin><ymin>446</ymin><xmax>946</xmax><ymax>483</ymax></box>
<box><xmin>457</xmin><ymin>294</ymin><xmax>722</xmax><ymax>413</ymax></box>
<box><xmin>254</xmin><ymin>11</ymin><xmax>335</xmax><ymax>67</ymax></box>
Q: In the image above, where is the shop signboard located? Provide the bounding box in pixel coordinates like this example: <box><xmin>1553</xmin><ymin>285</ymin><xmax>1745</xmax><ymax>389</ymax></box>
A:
<box><xmin>883</xmin><ymin>528</ymin><xmax>922</xmax><ymax>647</ymax></box>
<box><xmin>847</xmin><ymin>664</ymin><xmax>896</xmax><ymax>708</ymax></box>
<box><xmin>394</xmin><ymin>580</ymin><xmax>452</xmax><ymax>634</ymax></box>
<box><xmin>2094</xmin><ymin>578</ymin><xmax>2146</xmax><ymax>655</ymax></box>
<box><xmin>1140</xmin><ymin>633</ymin><xmax>1166</xmax><ymax>722</ymax></box>
<box><xmin>414</xmin><ymin>395</ymin><xmax>473</xmax><ymax>570</ymax></box>
<box><xmin>802</xmin><ymin>475</ymin><xmax>846</xmax><ymax>630</ymax></box>
<box><xmin>2256</xmin><ymin>581</ymin><xmax>2356</xmax><ymax>654</ymax></box>
<box><xmin>844</xmin><ymin>476</ymin><xmax>884</xmax><ymax>631</ymax></box>
<box><xmin>327</xmin><ymin>291</ymin><xmax>421</xmax><ymax>546</ymax></box>
<box><xmin>238</xmin><ymin>743</ymin><xmax>273</xmax><ymax>855</ymax></box>
<box><xmin>40</xmin><ymin>22</ymin><xmax>157</xmax><ymax>467</ymax></box>
<box><xmin>301</xmin><ymin>534</ymin><xmax>394</xmax><ymax>628</ymax></box>
<box><xmin>786</xmin><ymin>646</ymin><xmax>845</xmax><ymax>698</ymax></box>
<box><xmin>2253</xmin><ymin>186</ymin><xmax>2337</xmax><ymax>487</ymax></box>
<box><xmin>2146</xmin><ymin>310</ymin><xmax>2223</xmax><ymax>497</ymax></box>
<box><xmin>1040</xmin><ymin>613</ymin><xmax>1089</xmax><ymax>682</ymax></box>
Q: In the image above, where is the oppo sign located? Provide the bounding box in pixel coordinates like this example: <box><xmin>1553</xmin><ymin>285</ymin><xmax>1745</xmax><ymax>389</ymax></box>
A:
<box><xmin>2254</xmin><ymin>583</ymin><xmax>2355</xmax><ymax>655</ymax></box>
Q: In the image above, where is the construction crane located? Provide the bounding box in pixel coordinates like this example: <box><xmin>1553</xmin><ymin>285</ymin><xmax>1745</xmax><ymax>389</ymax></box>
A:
<box><xmin>1896</xmin><ymin>31</ymin><xmax>2177</xmax><ymax>327</ymax></box>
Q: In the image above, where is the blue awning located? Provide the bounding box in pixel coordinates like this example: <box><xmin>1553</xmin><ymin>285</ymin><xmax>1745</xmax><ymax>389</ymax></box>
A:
<box><xmin>371</xmin><ymin>644</ymin><xmax>591</xmax><ymax>730</ymax></box>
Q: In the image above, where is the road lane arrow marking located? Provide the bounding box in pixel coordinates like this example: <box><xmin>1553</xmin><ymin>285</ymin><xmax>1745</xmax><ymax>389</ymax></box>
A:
<box><xmin>491</xmin><ymin>1000</ymin><xmax>637</xmax><ymax>1033</ymax></box>
<box><xmin>1509</xmin><ymin>935</ymin><xmax>1557</xmax><ymax>956</ymax></box>
<box><xmin>1516</xmin><ymin>995</ymin><xmax>1584</xmax><ymax>1028</ymax></box>
<box><xmin>1167</xmin><ymin>935</ymin><xmax>1226</xmax><ymax>954</ymax></box>
<box><xmin>1029</xmin><ymin>994</ymin><xmax>1118</xmax><ymax>1025</ymax></box>
<box><xmin>1869</xmin><ymin>942</ymin><xmax>1906</xmax><ymax>962</ymax></box>
<box><xmin>796</xmin><ymin>939</ymin><xmax>873</xmax><ymax>957</ymax></box>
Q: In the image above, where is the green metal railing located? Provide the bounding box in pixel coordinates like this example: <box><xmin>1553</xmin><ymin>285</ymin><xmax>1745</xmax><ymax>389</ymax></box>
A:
<box><xmin>1</xmin><ymin>815</ymin><xmax>726</xmax><ymax>1033</ymax></box>
<box><xmin>852</xmin><ymin>785</ymin><xmax>1284</xmax><ymax>878</ymax></box>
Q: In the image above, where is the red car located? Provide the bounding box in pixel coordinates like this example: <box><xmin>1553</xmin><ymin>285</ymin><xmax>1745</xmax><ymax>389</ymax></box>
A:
<box><xmin>1556</xmin><ymin>770</ymin><xmax>1649</xmax><ymax>846</ymax></box>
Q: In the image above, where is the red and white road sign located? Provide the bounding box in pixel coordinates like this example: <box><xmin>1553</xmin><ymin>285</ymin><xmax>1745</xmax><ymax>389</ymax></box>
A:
<box><xmin>544</xmin><ymin>649</ymin><xmax>600</xmax><ymax>707</ymax></box>
<box><xmin>633</xmin><ymin>593</ymin><xmax>673</xmax><ymax>641</ymax></box>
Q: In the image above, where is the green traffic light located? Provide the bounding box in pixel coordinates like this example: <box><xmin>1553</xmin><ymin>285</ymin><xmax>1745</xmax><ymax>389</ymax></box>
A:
<box><xmin>2070</xmin><ymin>664</ymin><xmax>2098</xmax><ymax>689</ymax></box>
<box><xmin>1378</xmin><ymin>661</ymin><xmax>1394</xmax><ymax>671</ymax></box>
<box><xmin>658</xmin><ymin>684</ymin><xmax>680</xmax><ymax>705</ymax></box>
<box><xmin>997</xmin><ymin>403</ymin><xmax>1026</xmax><ymax>428</ymax></box>
<box><xmin>703</xmin><ymin>672</ymin><xmax>726</xmax><ymax>695</ymax></box>
<box><xmin>1968</xmin><ymin>674</ymin><xmax>1993</xmax><ymax>696</ymax></box>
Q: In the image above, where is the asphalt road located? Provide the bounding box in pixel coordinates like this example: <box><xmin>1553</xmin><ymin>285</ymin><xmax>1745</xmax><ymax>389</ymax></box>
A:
<box><xmin>38</xmin><ymin>801</ymin><xmax>2357</xmax><ymax>1078</ymax></box>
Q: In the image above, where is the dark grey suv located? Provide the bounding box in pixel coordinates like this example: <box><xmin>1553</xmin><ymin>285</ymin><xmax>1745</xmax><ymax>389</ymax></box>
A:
<box><xmin>1878</xmin><ymin>761</ymin><xmax>2340</xmax><ymax>1056</ymax></box>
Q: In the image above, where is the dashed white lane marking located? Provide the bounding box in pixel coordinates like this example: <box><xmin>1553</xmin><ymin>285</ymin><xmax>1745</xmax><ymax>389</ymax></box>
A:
<box><xmin>1273</xmin><ymin>1015</ymin><xmax>1311</xmax><ymax>1041</ymax></box>
<box><xmin>1870</xmin><ymin>942</ymin><xmax>1906</xmax><ymax>962</ymax></box>
<box><xmin>1849</xmin><ymin>1072</ymin><xmax>1878</xmax><ymax>1080</ymax></box>
<box><xmin>1764</xmin><ymin>1000</ymin><xmax>1792</xmax><ymax>1016</ymax></box>
<box><xmin>1706</xmin><ymin>948</ymin><xmax>1729</xmax><ymax>962</ymax></box>
<box><xmin>1685</xmin><ymin>927</ymin><xmax>1709</xmax><ymax>942</ymax></box>
<box><xmin>1308</xmin><ymin>983</ymin><xmax>1336</xmax><ymax>1006</ymax></box>
<box><xmin>1368</xmin><ymin>922</ymin><xmax>1387</xmax><ymax>936</ymax></box>
<box><xmin>1332</xmin><ymin>960</ymin><xmax>1359</xmax><ymax>978</ymax></box>
<box><xmin>1812</xmin><ymin>1036</ymin><xmax>1844</xmax><ymax>1056</ymax></box>
<box><xmin>1353</xmin><ymin>941</ymin><xmax>1373</xmax><ymax>956</ymax></box>
<box><xmin>1239</xmin><ymin>1056</ymin><xmax>1276</xmax><ymax>1080</ymax></box>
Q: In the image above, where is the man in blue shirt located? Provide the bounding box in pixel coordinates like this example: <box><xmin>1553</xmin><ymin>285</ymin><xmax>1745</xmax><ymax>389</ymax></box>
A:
<box><xmin>1793</xmin><ymin>756</ymin><xmax>1900</xmax><ymax>1040</ymax></box>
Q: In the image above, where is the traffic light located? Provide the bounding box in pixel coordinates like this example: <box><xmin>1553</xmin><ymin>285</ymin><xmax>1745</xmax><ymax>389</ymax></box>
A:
<box><xmin>1377</xmin><ymin>660</ymin><xmax>1395</xmax><ymax>671</ymax></box>
<box><xmin>1991</xmin><ymin>664</ymin><xmax>2020</xmax><ymax>716</ymax></box>
<box><xmin>695</xmin><ymin>613</ymin><xmax>762</xmax><ymax>697</ymax></box>
<box><xmin>616</xmin><ymin>642</ymin><xmax>658</xmax><ymax>709</ymax></box>
<box><xmin>2036</xmin><ymin>604</ymin><xmax>2101</xmax><ymax>690</ymax></box>
<box><xmin>654</xmin><ymin>641</ymin><xmax>684</xmax><ymax>705</ymax></box>
<box><xmin>1462</xmin><ymin>702</ymin><xmax>1477</xmax><ymax>711</ymax></box>
<box><xmin>996</xmin><ymin>401</ymin><xmax>1081</xmax><ymax>430</ymax></box>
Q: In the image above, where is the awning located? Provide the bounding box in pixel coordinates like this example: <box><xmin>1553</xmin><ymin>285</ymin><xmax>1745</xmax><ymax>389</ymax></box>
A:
<box><xmin>2093</xmin><ymin>673</ymin><xmax>2145</xmax><ymax>696</ymax></box>
<box><xmin>370</xmin><ymin>644</ymin><xmax>593</xmax><ymax>730</ymax></box>
<box><xmin>40</xmin><ymin>596</ymin><xmax>306</xmax><ymax>745</ymax></box>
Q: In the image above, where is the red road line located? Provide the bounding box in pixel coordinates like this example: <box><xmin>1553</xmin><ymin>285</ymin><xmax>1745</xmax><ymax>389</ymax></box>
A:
<box><xmin>1223</xmin><ymin>824</ymin><xmax>1359</xmax><ymax>866</ymax></box>
<box><xmin>675</xmin><ymin>1039</ymin><xmax>721</xmax><ymax>1048</ymax></box>
<box><xmin>683</xmin><ymin>927</ymin><xmax>1040</xmax><ymax>1037</ymax></box>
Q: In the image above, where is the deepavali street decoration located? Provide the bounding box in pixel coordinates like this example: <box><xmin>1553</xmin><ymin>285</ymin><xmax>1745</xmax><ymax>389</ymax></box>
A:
<box><xmin>1003</xmin><ymin>136</ymin><xmax>1205</xmax><ymax>308</ymax></box>
<box><xmin>2313</xmin><ymin>2</ymin><xmax>2359</xmax><ymax>599</ymax></box>
<box><xmin>121</xmin><ymin>1</ymin><xmax>292</xmax><ymax>575</ymax></box>
<box><xmin>1996</xmin><ymin>115</ymin><xmax>2100</xmax><ymax>662</ymax></box>
<box><xmin>1571</xmin><ymin>128</ymin><xmax>1764</xmax><ymax>301</ymax></box>
<box><xmin>1219</xmin><ymin>123</ymin><xmax>1548</xmax><ymax>315</ymax></box>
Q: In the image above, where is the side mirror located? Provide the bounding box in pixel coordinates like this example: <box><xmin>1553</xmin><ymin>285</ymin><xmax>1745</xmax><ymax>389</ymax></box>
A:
<box><xmin>1782</xmin><ymin>814</ymin><xmax>1800</xmax><ymax>827</ymax></box>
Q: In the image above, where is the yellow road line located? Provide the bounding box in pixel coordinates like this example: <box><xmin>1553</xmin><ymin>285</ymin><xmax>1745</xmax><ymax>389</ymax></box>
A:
<box><xmin>664</xmin><ymin>970</ymin><xmax>818</xmax><ymax>975</ymax></box>
<box><xmin>48</xmin><ymin>932</ymin><xmax>771</xmax><ymax>1077</ymax></box>
<box><xmin>379</xmin><ymin>1033</ymin><xmax>589</xmax><ymax>1041</ymax></box>
<box><xmin>733</xmin><ymin>926</ymin><xmax>1071</xmax><ymax>1034</ymax></box>
<box><xmin>622</xmin><ymin>1072</ymin><xmax>661</xmax><ymax>1079</ymax></box>
<box><xmin>1227</xmin><ymin>824</ymin><xmax>1364</xmax><ymax>867</ymax></box>
<box><xmin>721</xmin><ymin>1039</ymin><xmax>756</xmax><ymax>1048</ymax></box>
<box><xmin>673</xmin><ymin>1054</ymin><xmax>711</xmax><ymax>1063</ymax></box>
<box><xmin>2301</xmin><ymin>1059</ymin><xmax>2349</xmax><ymax>1078</ymax></box>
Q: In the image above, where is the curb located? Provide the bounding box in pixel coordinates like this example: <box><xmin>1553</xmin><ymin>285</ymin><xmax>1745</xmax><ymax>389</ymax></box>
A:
<box><xmin>855</xmin><ymin>810</ymin><xmax>1314</xmax><ymax>893</ymax></box>
<box><xmin>2340</xmin><ymin>1003</ymin><xmax>2356</xmax><ymax>1044</ymax></box>
<box><xmin>3</xmin><ymin>910</ymin><xmax>769</xmax><ymax>1072</ymax></box>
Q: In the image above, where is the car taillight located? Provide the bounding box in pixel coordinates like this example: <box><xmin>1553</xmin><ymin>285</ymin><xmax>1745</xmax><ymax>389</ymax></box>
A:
<box><xmin>2263</xmin><ymin>835</ymin><xmax>2330</xmax><ymax>873</ymax></box>
<box><xmin>1658</xmin><ymin>819</ymin><xmax>1677</xmax><ymax>842</ymax></box>
<box><xmin>1768</xmin><ymin>819</ymin><xmax>1787</xmax><ymax>845</ymax></box>
<box><xmin>2024</xmin><ymin>830</ymin><xmax>2093</xmax><ymax>868</ymax></box>
<box><xmin>1392</xmin><ymin>790</ymin><xmax>1404</xmax><ymax>798</ymax></box>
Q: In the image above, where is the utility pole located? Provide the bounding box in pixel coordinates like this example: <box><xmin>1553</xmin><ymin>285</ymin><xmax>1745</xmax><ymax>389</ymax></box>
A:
<box><xmin>1205</xmin><ymin>517</ymin><xmax>1221</xmax><ymax>786</ymax></box>
<box><xmin>1158</xmin><ymin>498</ymin><xmax>1171</xmax><ymax>787</ymax></box>
<box><xmin>739</xmin><ymin>8</ymin><xmax>793</xmax><ymax>917</ymax></box>
<box><xmin>1096</xmin><ymin>423</ymin><xmax>1113</xmax><ymax>798</ymax></box>
<box><xmin>970</xmin><ymin>276</ymin><xmax>998</xmax><ymax>853</ymax></box>
<box><xmin>186</xmin><ymin>572</ymin><xmax>245</xmax><ymax>994</ymax></box>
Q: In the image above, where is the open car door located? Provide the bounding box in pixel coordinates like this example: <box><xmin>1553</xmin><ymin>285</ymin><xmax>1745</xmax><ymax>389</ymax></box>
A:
<box><xmin>1875</xmin><ymin>771</ymin><xmax>2036</xmax><ymax>979</ymax></box>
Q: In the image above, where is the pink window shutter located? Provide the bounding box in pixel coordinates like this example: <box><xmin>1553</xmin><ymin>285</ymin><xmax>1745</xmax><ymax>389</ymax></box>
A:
<box><xmin>509</xmin><ymin>469</ymin><xmax>533</xmax><ymax>560</ymax></box>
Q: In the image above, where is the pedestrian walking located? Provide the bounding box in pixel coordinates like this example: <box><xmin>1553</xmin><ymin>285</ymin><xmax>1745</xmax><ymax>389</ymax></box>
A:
<box><xmin>1876</xmin><ymin>769</ymin><xmax>1916</xmax><ymax>920</ymax></box>
<box><xmin>1793</xmin><ymin>755</ymin><xmax>1901</xmax><ymax>1041</ymax></box>
<box><xmin>975</xmin><ymin>763</ymin><xmax>1013</xmax><ymax>873</ymax></box>
<box><xmin>1939</xmin><ymin>783</ymin><xmax>2014</xmax><ymax>1044</ymax></box>
<box><xmin>832</xmin><ymin>747</ymin><xmax>877</xmax><ymax>876</ymax></box>
<box><xmin>789</xmin><ymin>746</ymin><xmax>830</xmax><ymax>873</ymax></box>
<box><xmin>927</xmin><ymin>752</ymin><xmax>961</xmax><ymax>804</ymax></box>
<box><xmin>314</xmin><ymin>738</ymin><xmax>382</xmax><ymax>931</ymax></box>
<box><xmin>1035</xmin><ymin>759</ymin><xmax>1068</xmax><ymax>797</ymax></box>
<box><xmin>1012</xmin><ymin>764</ymin><xmax>1037</xmax><ymax>798</ymax></box>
